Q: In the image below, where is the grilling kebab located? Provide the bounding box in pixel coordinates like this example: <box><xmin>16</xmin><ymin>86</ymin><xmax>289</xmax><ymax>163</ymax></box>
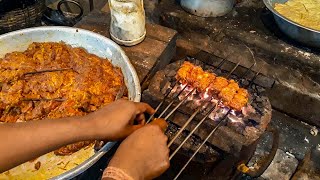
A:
<box><xmin>176</xmin><ymin>61</ymin><xmax>249</xmax><ymax>111</ymax></box>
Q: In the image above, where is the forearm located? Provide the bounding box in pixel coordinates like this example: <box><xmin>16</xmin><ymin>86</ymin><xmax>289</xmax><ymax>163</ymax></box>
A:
<box><xmin>0</xmin><ymin>116</ymin><xmax>92</xmax><ymax>172</ymax></box>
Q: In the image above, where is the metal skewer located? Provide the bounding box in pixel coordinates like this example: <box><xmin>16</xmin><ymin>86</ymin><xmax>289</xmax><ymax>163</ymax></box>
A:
<box><xmin>226</xmin><ymin>60</ymin><xmax>242</xmax><ymax>78</ymax></box>
<box><xmin>169</xmin><ymin>102</ymin><xmax>219</xmax><ymax>160</ymax></box>
<box><xmin>214</xmin><ymin>58</ymin><xmax>226</xmax><ymax>71</ymax></box>
<box><xmin>148</xmin><ymin>57</ymin><xmax>228</xmax><ymax>124</ymax></box>
<box><xmin>23</xmin><ymin>68</ymin><xmax>72</xmax><ymax>76</ymax></box>
<box><xmin>173</xmin><ymin>110</ymin><xmax>231</xmax><ymax>180</ymax></box>
<box><xmin>248</xmin><ymin>70</ymin><xmax>261</xmax><ymax>88</ymax></box>
<box><xmin>146</xmin><ymin>81</ymin><xmax>178</xmax><ymax>124</ymax></box>
<box><xmin>167</xmin><ymin>104</ymin><xmax>204</xmax><ymax>147</ymax></box>
<box><xmin>22</xmin><ymin>98</ymin><xmax>66</xmax><ymax>102</ymax></box>
<box><xmin>158</xmin><ymin>84</ymin><xmax>188</xmax><ymax>118</ymax></box>
<box><xmin>162</xmin><ymin>88</ymin><xmax>196</xmax><ymax>120</ymax></box>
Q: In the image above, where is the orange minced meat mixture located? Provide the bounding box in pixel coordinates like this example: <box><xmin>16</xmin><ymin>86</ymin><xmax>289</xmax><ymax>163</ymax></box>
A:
<box><xmin>0</xmin><ymin>42</ymin><xmax>124</xmax><ymax>155</ymax></box>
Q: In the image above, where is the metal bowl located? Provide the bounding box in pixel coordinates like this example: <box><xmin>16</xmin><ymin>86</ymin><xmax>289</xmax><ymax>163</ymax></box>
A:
<box><xmin>0</xmin><ymin>26</ymin><xmax>141</xmax><ymax>179</ymax></box>
<box><xmin>180</xmin><ymin>0</ymin><xmax>235</xmax><ymax>17</ymax></box>
<box><xmin>263</xmin><ymin>0</ymin><xmax>320</xmax><ymax>49</ymax></box>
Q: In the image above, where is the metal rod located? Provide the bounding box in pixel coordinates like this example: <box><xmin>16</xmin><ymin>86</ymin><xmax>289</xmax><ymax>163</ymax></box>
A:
<box><xmin>146</xmin><ymin>81</ymin><xmax>178</xmax><ymax>124</ymax></box>
<box><xmin>163</xmin><ymin>88</ymin><xmax>196</xmax><ymax>120</ymax></box>
<box><xmin>226</xmin><ymin>60</ymin><xmax>242</xmax><ymax>78</ymax></box>
<box><xmin>157</xmin><ymin>84</ymin><xmax>188</xmax><ymax>118</ymax></box>
<box><xmin>167</xmin><ymin>104</ymin><xmax>204</xmax><ymax>147</ymax></box>
<box><xmin>173</xmin><ymin>110</ymin><xmax>231</xmax><ymax>180</ymax></box>
<box><xmin>214</xmin><ymin>59</ymin><xmax>226</xmax><ymax>71</ymax></box>
<box><xmin>247</xmin><ymin>70</ymin><xmax>261</xmax><ymax>88</ymax></box>
<box><xmin>22</xmin><ymin>98</ymin><xmax>66</xmax><ymax>102</ymax></box>
<box><xmin>169</xmin><ymin>103</ymin><xmax>219</xmax><ymax>160</ymax></box>
<box><xmin>240</xmin><ymin>62</ymin><xmax>256</xmax><ymax>79</ymax></box>
<box><xmin>23</xmin><ymin>68</ymin><xmax>72</xmax><ymax>76</ymax></box>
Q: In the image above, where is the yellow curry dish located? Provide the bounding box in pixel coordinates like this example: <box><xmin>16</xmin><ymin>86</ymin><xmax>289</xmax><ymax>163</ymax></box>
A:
<box><xmin>274</xmin><ymin>0</ymin><xmax>320</xmax><ymax>31</ymax></box>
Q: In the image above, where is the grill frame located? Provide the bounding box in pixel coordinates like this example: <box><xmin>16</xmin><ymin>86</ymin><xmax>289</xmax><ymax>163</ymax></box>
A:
<box><xmin>143</xmin><ymin>55</ymin><xmax>277</xmax><ymax>179</ymax></box>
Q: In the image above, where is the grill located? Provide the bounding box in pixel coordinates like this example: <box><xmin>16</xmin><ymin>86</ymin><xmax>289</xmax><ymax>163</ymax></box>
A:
<box><xmin>142</xmin><ymin>55</ymin><xmax>278</xmax><ymax>179</ymax></box>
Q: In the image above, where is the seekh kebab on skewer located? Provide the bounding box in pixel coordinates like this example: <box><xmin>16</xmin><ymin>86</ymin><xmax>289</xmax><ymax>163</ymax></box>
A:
<box><xmin>176</xmin><ymin>61</ymin><xmax>248</xmax><ymax>111</ymax></box>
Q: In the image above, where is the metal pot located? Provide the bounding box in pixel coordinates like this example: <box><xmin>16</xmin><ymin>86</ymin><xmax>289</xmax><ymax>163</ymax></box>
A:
<box><xmin>263</xmin><ymin>0</ymin><xmax>320</xmax><ymax>49</ymax></box>
<box><xmin>180</xmin><ymin>0</ymin><xmax>235</xmax><ymax>17</ymax></box>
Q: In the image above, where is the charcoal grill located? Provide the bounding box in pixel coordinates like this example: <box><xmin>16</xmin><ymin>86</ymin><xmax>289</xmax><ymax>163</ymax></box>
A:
<box><xmin>143</xmin><ymin>54</ymin><xmax>279</xmax><ymax>179</ymax></box>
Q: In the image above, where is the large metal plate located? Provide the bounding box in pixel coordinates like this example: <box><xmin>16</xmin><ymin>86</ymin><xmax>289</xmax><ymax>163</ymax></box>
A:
<box><xmin>0</xmin><ymin>26</ymin><xmax>141</xmax><ymax>179</ymax></box>
<box><xmin>263</xmin><ymin>0</ymin><xmax>320</xmax><ymax>49</ymax></box>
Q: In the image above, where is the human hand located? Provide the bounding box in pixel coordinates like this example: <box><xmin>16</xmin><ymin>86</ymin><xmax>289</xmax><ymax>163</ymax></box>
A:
<box><xmin>82</xmin><ymin>99</ymin><xmax>155</xmax><ymax>141</ymax></box>
<box><xmin>105</xmin><ymin>119</ymin><xmax>170</xmax><ymax>180</ymax></box>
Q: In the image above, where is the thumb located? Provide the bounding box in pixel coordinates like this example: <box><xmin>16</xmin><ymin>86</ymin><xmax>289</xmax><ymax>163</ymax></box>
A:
<box><xmin>149</xmin><ymin>118</ymin><xmax>168</xmax><ymax>132</ymax></box>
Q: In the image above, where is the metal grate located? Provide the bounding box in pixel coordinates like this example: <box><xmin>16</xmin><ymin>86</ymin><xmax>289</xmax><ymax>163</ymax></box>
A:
<box><xmin>147</xmin><ymin>55</ymin><xmax>274</xmax><ymax>179</ymax></box>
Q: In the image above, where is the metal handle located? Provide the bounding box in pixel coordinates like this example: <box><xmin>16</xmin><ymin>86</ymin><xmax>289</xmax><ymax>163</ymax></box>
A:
<box><xmin>237</xmin><ymin>125</ymin><xmax>279</xmax><ymax>178</ymax></box>
<box><xmin>57</xmin><ymin>0</ymin><xmax>84</xmax><ymax>20</ymax></box>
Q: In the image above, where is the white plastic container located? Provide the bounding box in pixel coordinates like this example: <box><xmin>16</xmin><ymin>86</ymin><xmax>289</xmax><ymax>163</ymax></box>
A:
<box><xmin>109</xmin><ymin>0</ymin><xmax>146</xmax><ymax>46</ymax></box>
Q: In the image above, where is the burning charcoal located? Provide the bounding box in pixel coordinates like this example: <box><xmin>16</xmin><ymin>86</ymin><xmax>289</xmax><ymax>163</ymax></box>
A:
<box><xmin>160</xmin><ymin>80</ymin><xmax>171</xmax><ymax>95</ymax></box>
<box><xmin>230</xmin><ymin>74</ymin><xmax>238</xmax><ymax>80</ymax></box>
<box><xmin>215</xmin><ymin>69</ymin><xmax>222</xmax><ymax>75</ymax></box>
<box><xmin>255</xmin><ymin>96</ymin><xmax>263</xmax><ymax>103</ymax></box>
<box><xmin>251</xmin><ymin>102</ymin><xmax>263</xmax><ymax>115</ymax></box>
<box><xmin>239</xmin><ymin>79</ymin><xmax>249</xmax><ymax>87</ymax></box>
<box><xmin>227</xmin><ymin>116</ymin><xmax>246</xmax><ymax>134</ymax></box>
<box><xmin>256</xmin><ymin>86</ymin><xmax>266</xmax><ymax>93</ymax></box>
<box><xmin>248</xmin><ymin>119</ymin><xmax>260</xmax><ymax>127</ymax></box>
<box><xmin>246</xmin><ymin>111</ymin><xmax>262</xmax><ymax>123</ymax></box>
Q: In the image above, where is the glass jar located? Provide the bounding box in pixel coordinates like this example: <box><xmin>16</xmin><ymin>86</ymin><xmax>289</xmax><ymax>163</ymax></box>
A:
<box><xmin>109</xmin><ymin>0</ymin><xmax>146</xmax><ymax>46</ymax></box>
